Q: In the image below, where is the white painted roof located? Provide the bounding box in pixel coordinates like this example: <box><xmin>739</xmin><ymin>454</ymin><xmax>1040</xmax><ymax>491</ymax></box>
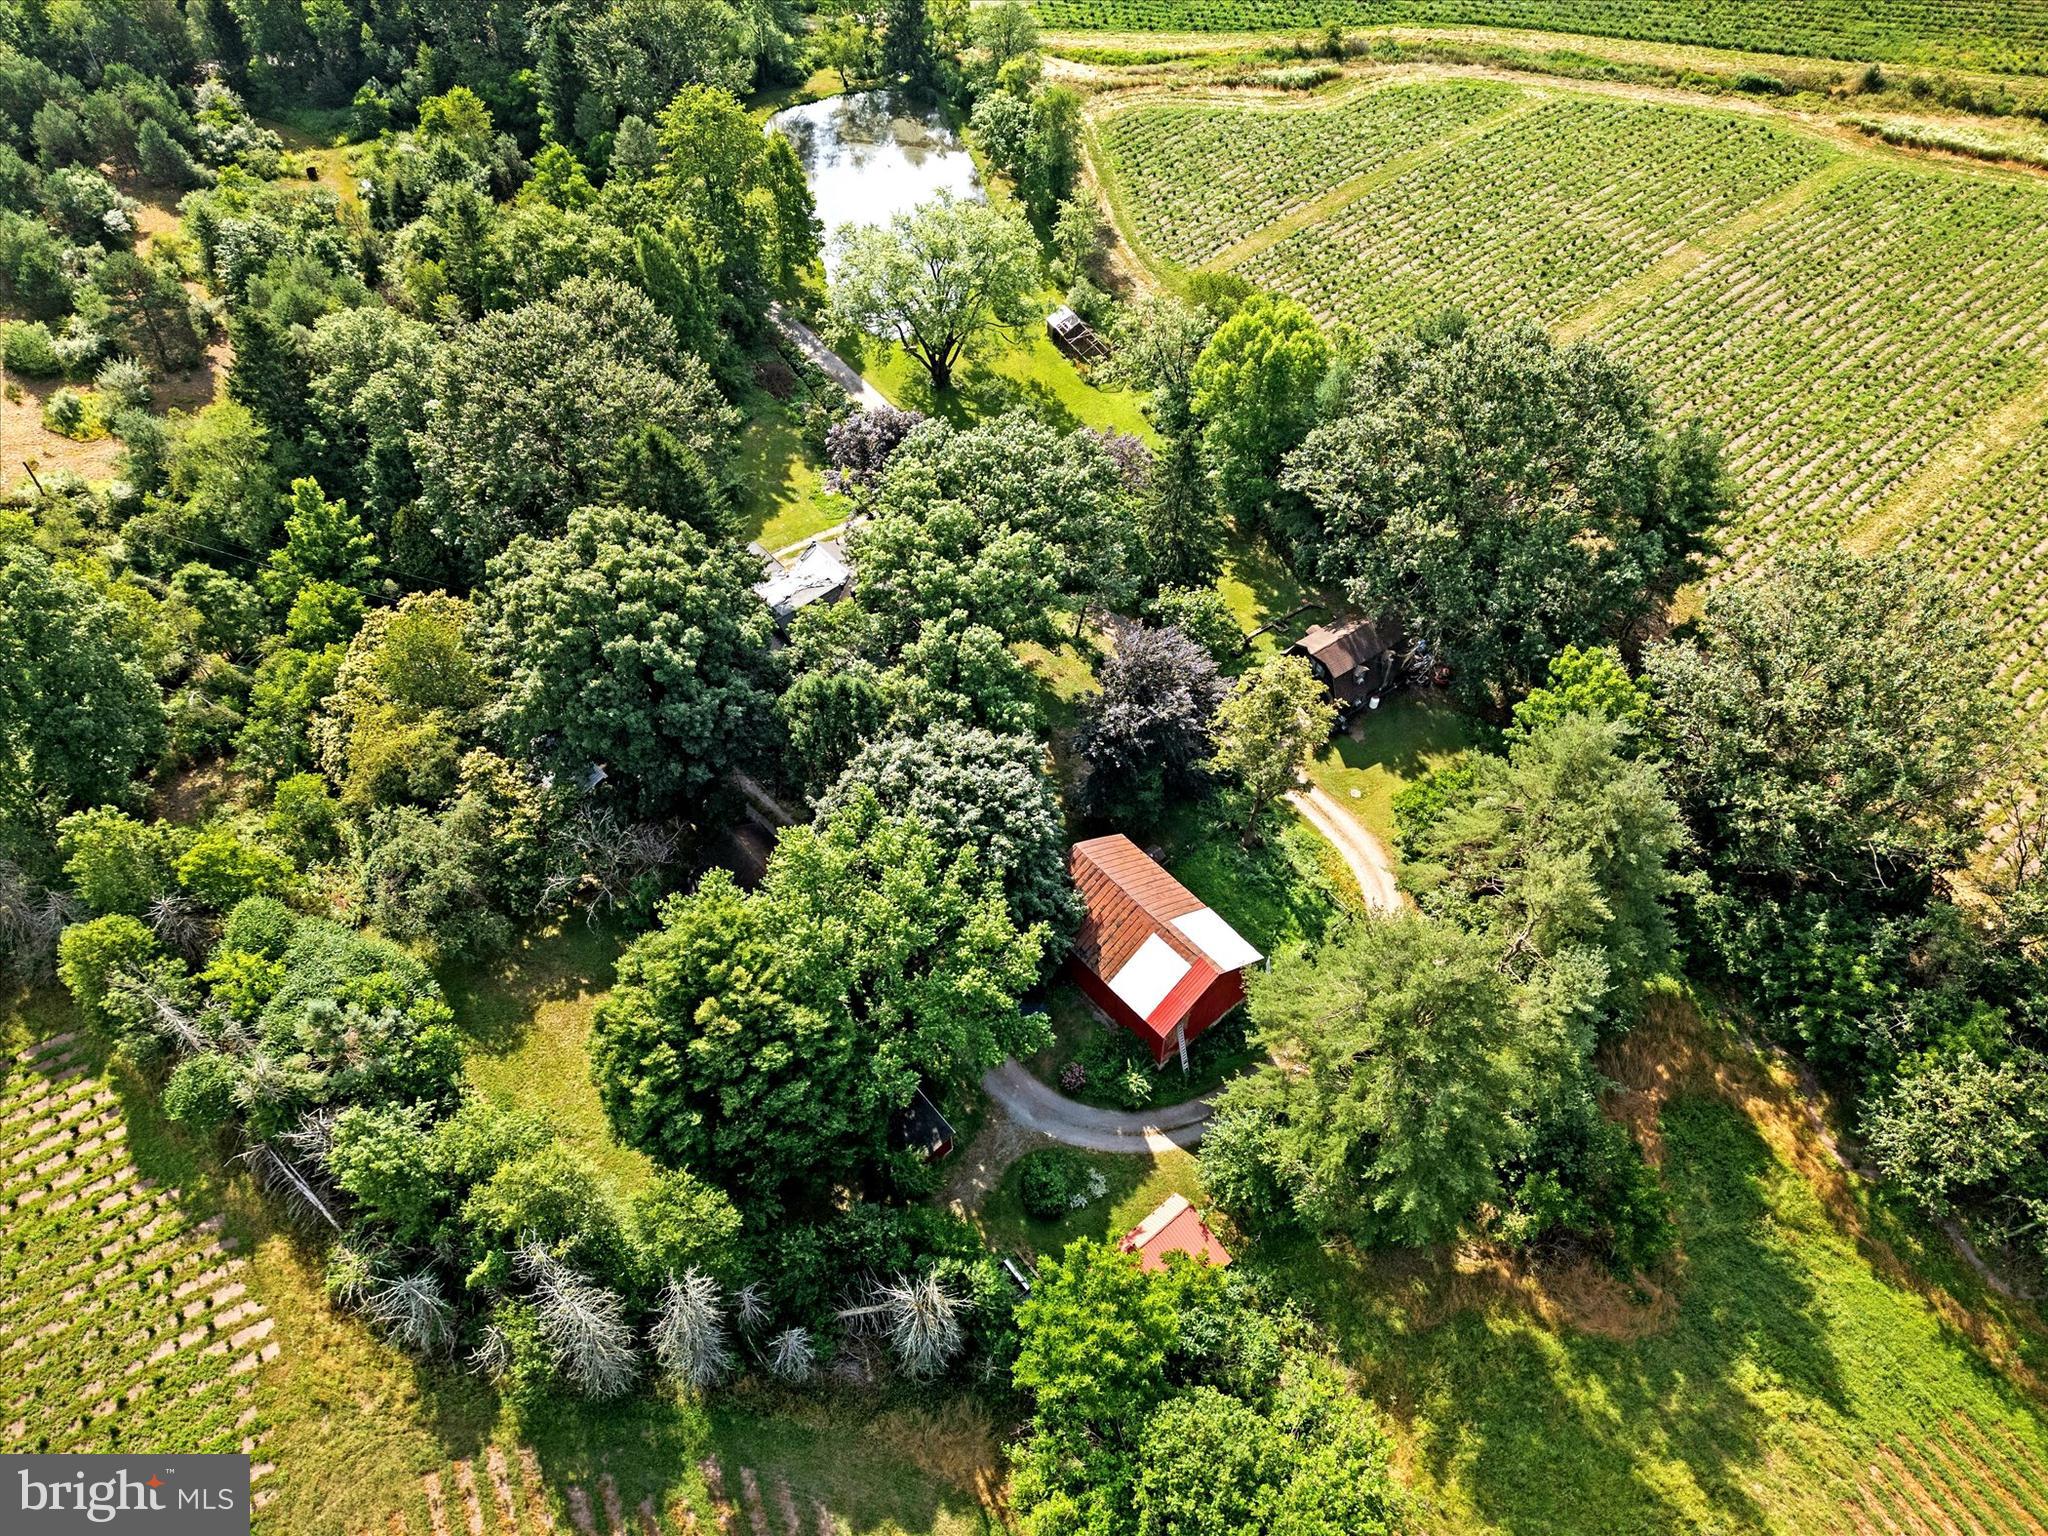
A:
<box><xmin>1171</xmin><ymin>908</ymin><xmax>1262</xmax><ymax>972</ymax></box>
<box><xmin>1106</xmin><ymin>933</ymin><xmax>1192</xmax><ymax>1019</ymax></box>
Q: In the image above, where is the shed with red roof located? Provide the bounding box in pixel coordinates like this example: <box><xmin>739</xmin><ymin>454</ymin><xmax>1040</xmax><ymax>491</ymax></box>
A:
<box><xmin>1121</xmin><ymin>1194</ymin><xmax>1232</xmax><ymax>1272</ymax></box>
<box><xmin>1066</xmin><ymin>834</ymin><xmax>1263</xmax><ymax>1069</ymax></box>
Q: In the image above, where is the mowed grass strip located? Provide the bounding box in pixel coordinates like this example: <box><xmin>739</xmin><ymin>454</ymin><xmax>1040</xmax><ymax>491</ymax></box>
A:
<box><xmin>1030</xmin><ymin>0</ymin><xmax>2048</xmax><ymax>73</ymax></box>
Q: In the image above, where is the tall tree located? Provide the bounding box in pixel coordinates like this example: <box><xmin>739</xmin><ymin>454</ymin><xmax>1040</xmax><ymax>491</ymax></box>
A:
<box><xmin>1648</xmin><ymin>545</ymin><xmax>1999</xmax><ymax>900</ymax></box>
<box><xmin>592</xmin><ymin>796</ymin><xmax>1046</xmax><ymax>1205</ymax></box>
<box><xmin>1074</xmin><ymin>622</ymin><xmax>1226</xmax><ymax>824</ymax></box>
<box><xmin>410</xmin><ymin>278</ymin><xmax>735</xmax><ymax>575</ymax></box>
<box><xmin>1207</xmin><ymin>655</ymin><xmax>1334</xmax><ymax>843</ymax></box>
<box><xmin>818</xmin><ymin>728</ymin><xmax>1082</xmax><ymax>940</ymax></box>
<box><xmin>1190</xmin><ymin>293</ymin><xmax>1329</xmax><ymax>527</ymax></box>
<box><xmin>831</xmin><ymin>191</ymin><xmax>1036</xmax><ymax>390</ymax></box>
<box><xmin>0</xmin><ymin>542</ymin><xmax>165</xmax><ymax>856</ymax></box>
<box><xmin>1284</xmin><ymin>318</ymin><xmax>1726</xmax><ymax>704</ymax></box>
<box><xmin>1400</xmin><ymin>712</ymin><xmax>1686</xmax><ymax>1014</ymax></box>
<box><xmin>1204</xmin><ymin>915</ymin><xmax>1523</xmax><ymax>1245</ymax></box>
<box><xmin>480</xmin><ymin>504</ymin><xmax>777</xmax><ymax>816</ymax></box>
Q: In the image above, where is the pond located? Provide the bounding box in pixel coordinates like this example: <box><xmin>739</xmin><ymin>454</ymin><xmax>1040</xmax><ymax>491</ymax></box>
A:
<box><xmin>767</xmin><ymin>90</ymin><xmax>981</xmax><ymax>276</ymax></box>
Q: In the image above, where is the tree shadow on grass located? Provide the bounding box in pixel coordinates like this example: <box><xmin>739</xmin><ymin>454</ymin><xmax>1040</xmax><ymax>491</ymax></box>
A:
<box><xmin>1253</xmin><ymin>1095</ymin><xmax>1850</xmax><ymax>1535</ymax></box>
<box><xmin>440</xmin><ymin>920</ymin><xmax>626</xmax><ymax>1056</ymax></box>
<box><xmin>1323</xmin><ymin>693</ymin><xmax>1486</xmax><ymax>786</ymax></box>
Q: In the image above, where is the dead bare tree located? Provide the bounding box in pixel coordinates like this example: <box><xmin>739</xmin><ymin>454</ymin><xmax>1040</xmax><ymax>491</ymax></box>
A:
<box><xmin>650</xmin><ymin>1268</ymin><xmax>732</xmax><ymax>1391</ymax></box>
<box><xmin>365</xmin><ymin>1268</ymin><xmax>454</xmax><ymax>1353</ymax></box>
<box><xmin>838</xmin><ymin>1272</ymin><xmax>964</xmax><ymax>1381</ymax></box>
<box><xmin>518</xmin><ymin>1244</ymin><xmax>640</xmax><ymax>1398</ymax></box>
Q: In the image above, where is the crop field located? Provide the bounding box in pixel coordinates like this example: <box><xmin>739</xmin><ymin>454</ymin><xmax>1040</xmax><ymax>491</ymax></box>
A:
<box><xmin>0</xmin><ymin>1026</ymin><xmax>278</xmax><ymax>1470</ymax></box>
<box><xmin>1892</xmin><ymin>419</ymin><xmax>2048</xmax><ymax>807</ymax></box>
<box><xmin>1096</xmin><ymin>81</ymin><xmax>2048</xmax><ymax>786</ymax></box>
<box><xmin>1229</xmin><ymin>94</ymin><xmax>1837</xmax><ymax>341</ymax></box>
<box><xmin>1095</xmin><ymin>79</ymin><xmax>1521</xmax><ymax>266</ymax></box>
<box><xmin>1034</xmin><ymin>0</ymin><xmax>2048</xmax><ymax>73</ymax></box>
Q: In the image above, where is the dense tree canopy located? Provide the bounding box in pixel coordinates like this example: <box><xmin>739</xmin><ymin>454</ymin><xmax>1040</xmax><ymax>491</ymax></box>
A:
<box><xmin>1204</xmin><ymin>915</ymin><xmax>1523</xmax><ymax>1245</ymax></box>
<box><xmin>0</xmin><ymin>539</ymin><xmax>165</xmax><ymax>856</ymax></box>
<box><xmin>411</xmin><ymin>278</ymin><xmax>735</xmax><ymax>575</ymax></box>
<box><xmin>593</xmin><ymin>795</ymin><xmax>1047</xmax><ymax>1206</ymax></box>
<box><xmin>1284</xmin><ymin>319</ymin><xmax>1727</xmax><ymax>703</ymax></box>
<box><xmin>481</xmin><ymin>503</ymin><xmax>777</xmax><ymax>816</ymax></box>
<box><xmin>818</xmin><ymin>728</ymin><xmax>1082</xmax><ymax>941</ymax></box>
<box><xmin>1648</xmin><ymin>544</ymin><xmax>1999</xmax><ymax>900</ymax></box>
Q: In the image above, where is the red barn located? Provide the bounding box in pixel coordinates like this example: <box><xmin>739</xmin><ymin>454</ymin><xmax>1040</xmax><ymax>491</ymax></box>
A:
<box><xmin>1067</xmin><ymin>834</ymin><xmax>1263</xmax><ymax>1069</ymax></box>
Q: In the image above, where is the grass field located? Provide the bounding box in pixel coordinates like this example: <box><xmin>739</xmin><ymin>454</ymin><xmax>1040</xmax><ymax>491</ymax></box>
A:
<box><xmin>1092</xmin><ymin>74</ymin><xmax>2048</xmax><ymax>814</ymax></box>
<box><xmin>1241</xmin><ymin>999</ymin><xmax>2048</xmax><ymax>1534</ymax></box>
<box><xmin>1033</xmin><ymin>0</ymin><xmax>2048</xmax><ymax>73</ymax></box>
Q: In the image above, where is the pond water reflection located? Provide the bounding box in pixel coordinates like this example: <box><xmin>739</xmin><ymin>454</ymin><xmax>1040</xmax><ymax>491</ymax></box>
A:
<box><xmin>767</xmin><ymin>90</ymin><xmax>981</xmax><ymax>276</ymax></box>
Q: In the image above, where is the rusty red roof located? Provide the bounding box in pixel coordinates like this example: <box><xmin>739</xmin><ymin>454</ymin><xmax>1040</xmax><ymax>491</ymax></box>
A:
<box><xmin>1120</xmin><ymin>1194</ymin><xmax>1232</xmax><ymax>1272</ymax></box>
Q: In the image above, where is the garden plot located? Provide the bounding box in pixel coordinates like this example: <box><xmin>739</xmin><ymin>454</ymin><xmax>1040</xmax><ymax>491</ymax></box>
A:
<box><xmin>1097</xmin><ymin>78</ymin><xmax>1523</xmax><ymax>267</ymax></box>
<box><xmin>1233</xmin><ymin>95</ymin><xmax>1836</xmax><ymax>332</ymax></box>
<box><xmin>0</xmin><ymin>1030</ymin><xmax>277</xmax><ymax>1464</ymax></box>
<box><xmin>1845</xmin><ymin>1414</ymin><xmax>2048</xmax><ymax>1536</ymax></box>
<box><xmin>1593</xmin><ymin>163</ymin><xmax>2048</xmax><ymax>565</ymax></box>
<box><xmin>1035</xmin><ymin>0</ymin><xmax>2048</xmax><ymax>73</ymax></box>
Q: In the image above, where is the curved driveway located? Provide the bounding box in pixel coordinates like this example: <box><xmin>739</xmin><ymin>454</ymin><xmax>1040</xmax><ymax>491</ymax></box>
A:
<box><xmin>980</xmin><ymin>1059</ymin><xmax>1214</xmax><ymax>1153</ymax></box>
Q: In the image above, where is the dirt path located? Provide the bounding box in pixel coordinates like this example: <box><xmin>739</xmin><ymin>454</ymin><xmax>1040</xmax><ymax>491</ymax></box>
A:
<box><xmin>769</xmin><ymin>302</ymin><xmax>893</xmax><ymax>412</ymax></box>
<box><xmin>979</xmin><ymin>1059</ymin><xmax>1213</xmax><ymax>1153</ymax></box>
<box><xmin>1285</xmin><ymin>784</ymin><xmax>1402</xmax><ymax>912</ymax></box>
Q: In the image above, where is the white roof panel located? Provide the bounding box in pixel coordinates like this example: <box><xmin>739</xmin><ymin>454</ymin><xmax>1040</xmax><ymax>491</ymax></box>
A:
<box><xmin>1171</xmin><ymin>908</ymin><xmax>1262</xmax><ymax>972</ymax></box>
<box><xmin>1106</xmin><ymin>933</ymin><xmax>1193</xmax><ymax>1020</ymax></box>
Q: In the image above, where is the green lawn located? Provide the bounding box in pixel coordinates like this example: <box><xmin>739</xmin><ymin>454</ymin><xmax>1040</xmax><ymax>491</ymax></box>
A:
<box><xmin>1216</xmin><ymin>535</ymin><xmax>1330</xmax><ymax>661</ymax></box>
<box><xmin>1307</xmin><ymin>692</ymin><xmax>1484</xmax><ymax>850</ymax></box>
<box><xmin>737</xmin><ymin>404</ymin><xmax>849</xmax><ymax>552</ymax></box>
<box><xmin>1248</xmin><ymin>1022</ymin><xmax>2048</xmax><ymax>1536</ymax></box>
<box><xmin>852</xmin><ymin>322</ymin><xmax>1156</xmax><ymax>439</ymax></box>
<box><xmin>979</xmin><ymin>1145</ymin><xmax>1206</xmax><ymax>1259</ymax></box>
<box><xmin>443</xmin><ymin>921</ymin><xmax>655</xmax><ymax>1195</ymax></box>
<box><xmin>1154</xmin><ymin>792</ymin><xmax>1360</xmax><ymax>955</ymax></box>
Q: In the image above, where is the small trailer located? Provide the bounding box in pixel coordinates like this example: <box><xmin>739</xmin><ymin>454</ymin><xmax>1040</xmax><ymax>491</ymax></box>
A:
<box><xmin>1047</xmin><ymin>305</ymin><xmax>1111</xmax><ymax>363</ymax></box>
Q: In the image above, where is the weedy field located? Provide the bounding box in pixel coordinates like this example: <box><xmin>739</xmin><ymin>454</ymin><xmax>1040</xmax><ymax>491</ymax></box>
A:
<box><xmin>1091</xmin><ymin>72</ymin><xmax>2048</xmax><ymax>831</ymax></box>
<box><xmin>1033</xmin><ymin>0</ymin><xmax>2048</xmax><ymax>72</ymax></box>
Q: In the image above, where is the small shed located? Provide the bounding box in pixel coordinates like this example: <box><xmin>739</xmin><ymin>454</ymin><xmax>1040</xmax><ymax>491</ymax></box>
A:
<box><xmin>1047</xmin><ymin>305</ymin><xmax>1110</xmax><ymax>363</ymax></box>
<box><xmin>1066</xmin><ymin>834</ymin><xmax>1262</xmax><ymax>1069</ymax></box>
<box><xmin>1121</xmin><ymin>1194</ymin><xmax>1232</xmax><ymax>1273</ymax></box>
<box><xmin>1288</xmin><ymin>615</ymin><xmax>1394</xmax><ymax>724</ymax></box>
<box><xmin>753</xmin><ymin>539</ymin><xmax>852</xmax><ymax>629</ymax></box>
<box><xmin>889</xmin><ymin>1086</ymin><xmax>956</xmax><ymax>1162</ymax></box>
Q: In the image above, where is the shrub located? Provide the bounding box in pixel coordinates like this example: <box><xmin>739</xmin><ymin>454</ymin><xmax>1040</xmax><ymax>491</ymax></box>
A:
<box><xmin>175</xmin><ymin>826</ymin><xmax>295</xmax><ymax>910</ymax></box>
<box><xmin>2</xmin><ymin>319</ymin><xmax>61</xmax><ymax>376</ymax></box>
<box><xmin>56</xmin><ymin>914</ymin><xmax>162</xmax><ymax>1026</ymax></box>
<box><xmin>163</xmin><ymin>1051</ymin><xmax>242</xmax><ymax>1131</ymax></box>
<box><xmin>58</xmin><ymin>806</ymin><xmax>173</xmax><ymax>916</ymax></box>
<box><xmin>222</xmin><ymin>895</ymin><xmax>297</xmax><ymax>960</ymax></box>
<box><xmin>1018</xmin><ymin>1146</ymin><xmax>1106</xmax><ymax>1220</ymax></box>
<box><xmin>40</xmin><ymin>387</ymin><xmax>106</xmax><ymax>441</ymax></box>
<box><xmin>94</xmin><ymin>357</ymin><xmax>152</xmax><ymax>411</ymax></box>
<box><xmin>265</xmin><ymin>773</ymin><xmax>343</xmax><ymax>863</ymax></box>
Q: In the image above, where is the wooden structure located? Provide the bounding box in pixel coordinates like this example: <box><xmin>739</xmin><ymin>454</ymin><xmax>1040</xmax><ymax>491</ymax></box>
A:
<box><xmin>1066</xmin><ymin>834</ymin><xmax>1262</xmax><ymax>1069</ymax></box>
<box><xmin>1046</xmin><ymin>305</ymin><xmax>1110</xmax><ymax>363</ymax></box>
<box><xmin>1288</xmin><ymin>615</ymin><xmax>1395</xmax><ymax>725</ymax></box>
